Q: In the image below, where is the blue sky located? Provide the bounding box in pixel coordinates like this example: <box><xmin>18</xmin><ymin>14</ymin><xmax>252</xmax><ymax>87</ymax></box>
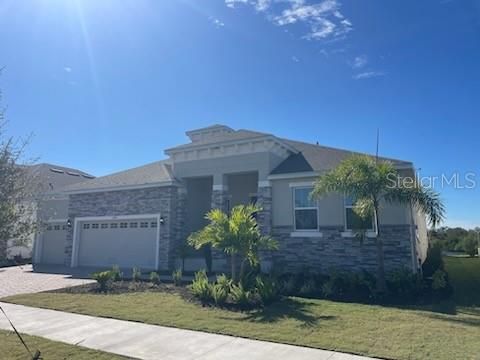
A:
<box><xmin>1</xmin><ymin>0</ymin><xmax>479</xmax><ymax>228</ymax></box>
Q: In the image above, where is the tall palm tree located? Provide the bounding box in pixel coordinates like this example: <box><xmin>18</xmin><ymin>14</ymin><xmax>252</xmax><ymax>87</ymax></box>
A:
<box><xmin>188</xmin><ymin>204</ymin><xmax>278</xmax><ymax>281</ymax></box>
<box><xmin>311</xmin><ymin>155</ymin><xmax>445</xmax><ymax>291</ymax></box>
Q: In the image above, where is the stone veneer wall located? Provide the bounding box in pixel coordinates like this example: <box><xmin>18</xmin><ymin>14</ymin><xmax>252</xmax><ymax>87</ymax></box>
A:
<box><xmin>65</xmin><ymin>186</ymin><xmax>180</xmax><ymax>270</ymax></box>
<box><xmin>271</xmin><ymin>225</ymin><xmax>414</xmax><ymax>273</ymax></box>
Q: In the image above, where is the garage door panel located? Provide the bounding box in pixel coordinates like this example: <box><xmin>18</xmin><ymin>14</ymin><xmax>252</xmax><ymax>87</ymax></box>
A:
<box><xmin>77</xmin><ymin>219</ymin><xmax>157</xmax><ymax>269</ymax></box>
<box><xmin>41</xmin><ymin>224</ymin><xmax>67</xmax><ymax>265</ymax></box>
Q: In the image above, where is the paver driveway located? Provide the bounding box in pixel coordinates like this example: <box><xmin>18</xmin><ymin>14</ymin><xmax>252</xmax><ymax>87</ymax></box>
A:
<box><xmin>0</xmin><ymin>265</ymin><xmax>94</xmax><ymax>298</ymax></box>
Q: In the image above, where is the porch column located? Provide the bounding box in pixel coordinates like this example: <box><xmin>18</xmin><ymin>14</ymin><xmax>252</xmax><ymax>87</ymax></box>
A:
<box><xmin>257</xmin><ymin>180</ymin><xmax>272</xmax><ymax>235</ymax></box>
<box><xmin>211</xmin><ymin>174</ymin><xmax>229</xmax><ymax>272</ymax></box>
<box><xmin>257</xmin><ymin>180</ymin><xmax>273</xmax><ymax>273</ymax></box>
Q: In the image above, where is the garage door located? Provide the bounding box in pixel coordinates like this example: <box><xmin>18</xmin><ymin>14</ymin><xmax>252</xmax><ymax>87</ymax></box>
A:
<box><xmin>41</xmin><ymin>223</ymin><xmax>67</xmax><ymax>265</ymax></box>
<box><xmin>77</xmin><ymin>217</ymin><xmax>158</xmax><ymax>269</ymax></box>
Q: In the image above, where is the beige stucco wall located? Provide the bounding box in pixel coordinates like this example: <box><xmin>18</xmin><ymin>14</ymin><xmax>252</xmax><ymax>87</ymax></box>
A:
<box><xmin>271</xmin><ymin>176</ymin><xmax>412</xmax><ymax>228</ymax></box>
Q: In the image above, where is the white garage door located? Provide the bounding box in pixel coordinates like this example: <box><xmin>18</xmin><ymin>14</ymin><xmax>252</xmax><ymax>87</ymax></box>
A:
<box><xmin>41</xmin><ymin>223</ymin><xmax>67</xmax><ymax>265</ymax></box>
<box><xmin>77</xmin><ymin>217</ymin><xmax>158</xmax><ymax>269</ymax></box>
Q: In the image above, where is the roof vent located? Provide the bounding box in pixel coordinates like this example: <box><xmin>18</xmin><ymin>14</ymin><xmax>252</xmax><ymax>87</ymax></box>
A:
<box><xmin>50</xmin><ymin>168</ymin><xmax>65</xmax><ymax>174</ymax></box>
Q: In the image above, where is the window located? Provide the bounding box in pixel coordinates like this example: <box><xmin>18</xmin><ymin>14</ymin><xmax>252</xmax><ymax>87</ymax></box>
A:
<box><xmin>62</xmin><ymin>225</ymin><xmax>66</xmax><ymax>230</ymax></box>
<box><xmin>129</xmin><ymin>222</ymin><xmax>138</xmax><ymax>228</ymax></box>
<box><xmin>293</xmin><ymin>187</ymin><xmax>318</xmax><ymax>231</ymax></box>
<box><xmin>120</xmin><ymin>222</ymin><xmax>128</xmax><ymax>228</ymax></box>
<box><xmin>83</xmin><ymin>223</ymin><xmax>90</xmax><ymax>230</ymax></box>
<box><xmin>110</xmin><ymin>223</ymin><xmax>118</xmax><ymax>229</ymax></box>
<box><xmin>140</xmin><ymin>222</ymin><xmax>148</xmax><ymax>228</ymax></box>
<box><xmin>54</xmin><ymin>225</ymin><xmax>61</xmax><ymax>231</ymax></box>
<box><xmin>150</xmin><ymin>221</ymin><xmax>158</xmax><ymax>228</ymax></box>
<box><xmin>92</xmin><ymin>223</ymin><xmax>99</xmax><ymax>229</ymax></box>
<box><xmin>101</xmin><ymin>223</ymin><xmax>108</xmax><ymax>229</ymax></box>
<box><xmin>47</xmin><ymin>225</ymin><xmax>53</xmax><ymax>231</ymax></box>
<box><xmin>344</xmin><ymin>196</ymin><xmax>375</xmax><ymax>231</ymax></box>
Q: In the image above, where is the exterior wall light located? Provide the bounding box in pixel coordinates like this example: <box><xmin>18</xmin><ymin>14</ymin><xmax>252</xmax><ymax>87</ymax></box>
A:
<box><xmin>159</xmin><ymin>216</ymin><xmax>165</xmax><ymax>225</ymax></box>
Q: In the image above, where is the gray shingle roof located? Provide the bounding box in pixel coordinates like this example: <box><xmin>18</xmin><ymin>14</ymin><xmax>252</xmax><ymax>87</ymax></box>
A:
<box><xmin>166</xmin><ymin>129</ymin><xmax>272</xmax><ymax>152</ymax></box>
<box><xmin>62</xmin><ymin>160</ymin><xmax>175</xmax><ymax>192</ymax></box>
<box><xmin>272</xmin><ymin>139</ymin><xmax>412</xmax><ymax>174</ymax></box>
<box><xmin>25</xmin><ymin>163</ymin><xmax>95</xmax><ymax>193</ymax></box>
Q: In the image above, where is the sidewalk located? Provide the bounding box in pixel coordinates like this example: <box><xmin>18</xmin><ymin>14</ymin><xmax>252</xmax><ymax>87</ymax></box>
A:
<box><xmin>0</xmin><ymin>302</ymin><xmax>376</xmax><ymax>360</ymax></box>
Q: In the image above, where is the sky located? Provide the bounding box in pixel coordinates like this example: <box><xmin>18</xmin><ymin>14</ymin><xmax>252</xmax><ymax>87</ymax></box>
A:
<box><xmin>1</xmin><ymin>0</ymin><xmax>479</xmax><ymax>228</ymax></box>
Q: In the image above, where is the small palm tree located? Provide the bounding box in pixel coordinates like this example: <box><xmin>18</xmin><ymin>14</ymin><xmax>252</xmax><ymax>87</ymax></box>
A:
<box><xmin>188</xmin><ymin>204</ymin><xmax>278</xmax><ymax>282</ymax></box>
<box><xmin>312</xmin><ymin>155</ymin><xmax>445</xmax><ymax>291</ymax></box>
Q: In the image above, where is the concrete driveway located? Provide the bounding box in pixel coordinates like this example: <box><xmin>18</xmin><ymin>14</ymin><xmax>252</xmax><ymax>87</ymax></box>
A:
<box><xmin>0</xmin><ymin>265</ymin><xmax>94</xmax><ymax>298</ymax></box>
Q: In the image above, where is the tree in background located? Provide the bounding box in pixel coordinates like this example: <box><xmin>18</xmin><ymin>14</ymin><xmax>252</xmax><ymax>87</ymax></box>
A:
<box><xmin>312</xmin><ymin>155</ymin><xmax>445</xmax><ymax>291</ymax></box>
<box><xmin>462</xmin><ymin>232</ymin><xmax>479</xmax><ymax>257</ymax></box>
<box><xmin>188</xmin><ymin>204</ymin><xmax>278</xmax><ymax>281</ymax></box>
<box><xmin>0</xmin><ymin>76</ymin><xmax>38</xmax><ymax>261</ymax></box>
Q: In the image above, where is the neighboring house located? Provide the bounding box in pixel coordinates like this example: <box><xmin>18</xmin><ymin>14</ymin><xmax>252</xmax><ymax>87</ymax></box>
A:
<box><xmin>7</xmin><ymin>164</ymin><xmax>94</xmax><ymax>260</ymax></box>
<box><xmin>33</xmin><ymin>125</ymin><xmax>428</xmax><ymax>274</ymax></box>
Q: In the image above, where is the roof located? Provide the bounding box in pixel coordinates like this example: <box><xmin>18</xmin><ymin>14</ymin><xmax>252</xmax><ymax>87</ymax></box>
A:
<box><xmin>271</xmin><ymin>139</ymin><xmax>413</xmax><ymax>174</ymax></box>
<box><xmin>25</xmin><ymin>163</ymin><xmax>95</xmax><ymax>193</ymax></box>
<box><xmin>62</xmin><ymin>160</ymin><xmax>176</xmax><ymax>193</ymax></box>
<box><xmin>165</xmin><ymin>129</ymin><xmax>273</xmax><ymax>152</ymax></box>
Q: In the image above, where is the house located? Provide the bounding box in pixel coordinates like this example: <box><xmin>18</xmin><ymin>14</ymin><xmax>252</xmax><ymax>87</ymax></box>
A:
<box><xmin>33</xmin><ymin>125</ymin><xmax>428</xmax><ymax>274</ymax></box>
<box><xmin>7</xmin><ymin>164</ymin><xmax>95</xmax><ymax>260</ymax></box>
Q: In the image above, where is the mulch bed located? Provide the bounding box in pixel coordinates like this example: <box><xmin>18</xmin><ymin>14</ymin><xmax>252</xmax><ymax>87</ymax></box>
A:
<box><xmin>50</xmin><ymin>280</ymin><xmax>194</xmax><ymax>300</ymax></box>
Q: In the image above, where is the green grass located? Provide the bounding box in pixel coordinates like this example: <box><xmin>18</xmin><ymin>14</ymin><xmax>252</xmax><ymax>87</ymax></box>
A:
<box><xmin>4</xmin><ymin>257</ymin><xmax>480</xmax><ymax>360</ymax></box>
<box><xmin>0</xmin><ymin>329</ymin><xmax>129</xmax><ymax>359</ymax></box>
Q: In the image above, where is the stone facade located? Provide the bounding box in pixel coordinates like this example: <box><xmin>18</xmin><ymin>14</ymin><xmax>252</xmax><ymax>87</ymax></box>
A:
<box><xmin>65</xmin><ymin>186</ymin><xmax>181</xmax><ymax>270</ymax></box>
<box><xmin>256</xmin><ymin>185</ymin><xmax>272</xmax><ymax>235</ymax></box>
<box><xmin>271</xmin><ymin>225</ymin><xmax>414</xmax><ymax>273</ymax></box>
<box><xmin>210</xmin><ymin>189</ymin><xmax>229</xmax><ymax>272</ymax></box>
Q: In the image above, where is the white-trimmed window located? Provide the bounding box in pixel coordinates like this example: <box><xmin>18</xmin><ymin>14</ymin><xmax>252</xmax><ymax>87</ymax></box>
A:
<box><xmin>293</xmin><ymin>187</ymin><xmax>318</xmax><ymax>231</ymax></box>
<box><xmin>92</xmin><ymin>223</ymin><xmax>99</xmax><ymax>229</ymax></box>
<box><xmin>344</xmin><ymin>196</ymin><xmax>375</xmax><ymax>231</ymax></box>
<box><xmin>150</xmin><ymin>221</ymin><xmax>158</xmax><ymax>228</ymax></box>
<box><xmin>83</xmin><ymin>224</ymin><xmax>90</xmax><ymax>230</ymax></box>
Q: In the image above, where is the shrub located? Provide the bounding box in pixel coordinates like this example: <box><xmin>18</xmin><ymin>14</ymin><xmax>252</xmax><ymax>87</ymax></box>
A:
<box><xmin>215</xmin><ymin>274</ymin><xmax>232</xmax><ymax>293</ymax></box>
<box><xmin>431</xmin><ymin>269</ymin><xmax>447</xmax><ymax>290</ymax></box>
<box><xmin>111</xmin><ymin>265</ymin><xmax>123</xmax><ymax>281</ymax></box>
<box><xmin>92</xmin><ymin>271</ymin><xmax>113</xmax><ymax>292</ymax></box>
<box><xmin>172</xmin><ymin>269</ymin><xmax>183</xmax><ymax>286</ymax></box>
<box><xmin>278</xmin><ymin>275</ymin><xmax>297</xmax><ymax>296</ymax></box>
<box><xmin>132</xmin><ymin>267</ymin><xmax>142</xmax><ymax>282</ymax></box>
<box><xmin>299</xmin><ymin>277</ymin><xmax>317</xmax><ymax>297</ymax></box>
<box><xmin>322</xmin><ymin>272</ymin><xmax>353</xmax><ymax>300</ymax></box>
<box><xmin>149</xmin><ymin>271</ymin><xmax>161</xmax><ymax>285</ymax></box>
<box><xmin>211</xmin><ymin>283</ymin><xmax>228</xmax><ymax>305</ymax></box>
<box><xmin>230</xmin><ymin>283</ymin><xmax>254</xmax><ymax>308</ymax></box>
<box><xmin>255</xmin><ymin>275</ymin><xmax>279</xmax><ymax>305</ymax></box>
<box><xmin>463</xmin><ymin>235</ymin><xmax>478</xmax><ymax>257</ymax></box>
<box><xmin>191</xmin><ymin>270</ymin><xmax>212</xmax><ymax>302</ymax></box>
<box><xmin>422</xmin><ymin>242</ymin><xmax>444</xmax><ymax>277</ymax></box>
<box><xmin>386</xmin><ymin>269</ymin><xmax>422</xmax><ymax>303</ymax></box>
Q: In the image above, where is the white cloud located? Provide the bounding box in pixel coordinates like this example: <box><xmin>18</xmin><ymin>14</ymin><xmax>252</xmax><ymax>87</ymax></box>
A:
<box><xmin>209</xmin><ymin>17</ymin><xmax>225</xmax><ymax>28</ymax></box>
<box><xmin>353</xmin><ymin>71</ymin><xmax>385</xmax><ymax>80</ymax></box>
<box><xmin>64</xmin><ymin>67</ymin><xmax>72</xmax><ymax>73</ymax></box>
<box><xmin>351</xmin><ymin>54</ymin><xmax>367</xmax><ymax>69</ymax></box>
<box><xmin>291</xmin><ymin>55</ymin><xmax>300</xmax><ymax>62</ymax></box>
<box><xmin>225</xmin><ymin>0</ymin><xmax>352</xmax><ymax>41</ymax></box>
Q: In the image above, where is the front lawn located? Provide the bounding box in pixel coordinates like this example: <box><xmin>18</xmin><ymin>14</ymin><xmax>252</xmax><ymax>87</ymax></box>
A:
<box><xmin>0</xmin><ymin>329</ymin><xmax>129</xmax><ymax>359</ymax></box>
<box><xmin>4</xmin><ymin>256</ymin><xmax>480</xmax><ymax>360</ymax></box>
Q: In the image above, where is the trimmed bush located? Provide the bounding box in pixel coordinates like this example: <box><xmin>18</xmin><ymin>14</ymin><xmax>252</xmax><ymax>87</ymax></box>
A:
<box><xmin>172</xmin><ymin>269</ymin><xmax>183</xmax><ymax>286</ymax></box>
<box><xmin>422</xmin><ymin>242</ymin><xmax>444</xmax><ymax>277</ymax></box>
<box><xmin>149</xmin><ymin>271</ymin><xmax>161</xmax><ymax>285</ymax></box>
<box><xmin>132</xmin><ymin>267</ymin><xmax>142</xmax><ymax>282</ymax></box>
<box><xmin>211</xmin><ymin>283</ymin><xmax>228</xmax><ymax>305</ymax></box>
<box><xmin>386</xmin><ymin>269</ymin><xmax>422</xmax><ymax>303</ymax></box>
<box><xmin>191</xmin><ymin>270</ymin><xmax>212</xmax><ymax>302</ymax></box>
<box><xmin>92</xmin><ymin>271</ymin><xmax>113</xmax><ymax>292</ymax></box>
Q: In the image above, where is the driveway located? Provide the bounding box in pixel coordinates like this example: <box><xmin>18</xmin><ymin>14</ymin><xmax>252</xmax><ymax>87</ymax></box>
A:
<box><xmin>0</xmin><ymin>265</ymin><xmax>94</xmax><ymax>298</ymax></box>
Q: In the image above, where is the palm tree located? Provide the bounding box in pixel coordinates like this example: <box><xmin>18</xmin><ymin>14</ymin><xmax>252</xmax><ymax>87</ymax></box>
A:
<box><xmin>311</xmin><ymin>155</ymin><xmax>445</xmax><ymax>291</ymax></box>
<box><xmin>188</xmin><ymin>204</ymin><xmax>278</xmax><ymax>282</ymax></box>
